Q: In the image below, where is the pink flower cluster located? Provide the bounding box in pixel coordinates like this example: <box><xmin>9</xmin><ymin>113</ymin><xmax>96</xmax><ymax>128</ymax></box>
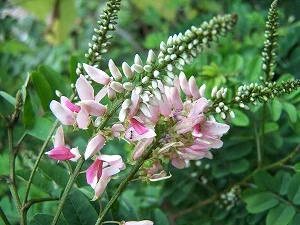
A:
<box><xmin>47</xmin><ymin>61</ymin><xmax>230</xmax><ymax>199</ymax></box>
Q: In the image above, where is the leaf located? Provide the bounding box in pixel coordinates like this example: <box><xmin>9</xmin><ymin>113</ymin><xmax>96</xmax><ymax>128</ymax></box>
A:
<box><xmin>38</xmin><ymin>161</ymin><xmax>70</xmax><ymax>188</ymax></box>
<box><xmin>282</xmin><ymin>102</ymin><xmax>298</xmax><ymax>123</ymax></box>
<box><xmin>225</xmin><ymin>145</ymin><xmax>252</xmax><ymax>160</ymax></box>
<box><xmin>288</xmin><ymin>173</ymin><xmax>300</xmax><ymax>205</ymax></box>
<box><xmin>31</xmin><ymin>71</ymin><xmax>53</xmax><ymax>111</ymax></box>
<box><xmin>229</xmin><ymin>159</ymin><xmax>249</xmax><ymax>174</ymax></box>
<box><xmin>270</xmin><ymin>98</ymin><xmax>282</xmax><ymax>121</ymax></box>
<box><xmin>224</xmin><ymin>54</ymin><xmax>244</xmax><ymax>72</ymax></box>
<box><xmin>275</xmin><ymin>171</ymin><xmax>292</xmax><ymax>196</ymax></box>
<box><xmin>266</xmin><ymin>204</ymin><xmax>295</xmax><ymax>225</ymax></box>
<box><xmin>244</xmin><ymin>56</ymin><xmax>262</xmax><ymax>82</ymax></box>
<box><xmin>29</xmin><ymin>214</ymin><xmax>66</xmax><ymax>225</ymax></box>
<box><xmin>246</xmin><ymin>192</ymin><xmax>279</xmax><ymax>213</ymax></box>
<box><xmin>26</xmin><ymin>118</ymin><xmax>54</xmax><ymax>140</ymax></box>
<box><xmin>261</xmin><ymin>122</ymin><xmax>279</xmax><ymax>135</ymax></box>
<box><xmin>254</xmin><ymin>171</ymin><xmax>276</xmax><ymax>192</ymax></box>
<box><xmin>0</xmin><ymin>40</ymin><xmax>31</xmax><ymax>56</ymax></box>
<box><xmin>39</xmin><ymin>65</ymin><xmax>71</xmax><ymax>96</ymax></box>
<box><xmin>16</xmin><ymin>169</ymin><xmax>54</xmax><ymax>194</ymax></box>
<box><xmin>152</xmin><ymin>208</ymin><xmax>170</xmax><ymax>225</ymax></box>
<box><xmin>294</xmin><ymin>163</ymin><xmax>300</xmax><ymax>172</ymax></box>
<box><xmin>62</xmin><ymin>189</ymin><xmax>98</xmax><ymax>225</ymax></box>
<box><xmin>69</xmin><ymin>55</ymin><xmax>79</xmax><ymax>83</ymax></box>
<box><xmin>23</xmin><ymin>92</ymin><xmax>35</xmax><ymax>129</ymax></box>
<box><xmin>0</xmin><ymin>91</ymin><xmax>16</xmax><ymax>105</ymax></box>
<box><xmin>289</xmin><ymin>214</ymin><xmax>300</xmax><ymax>225</ymax></box>
<box><xmin>232</xmin><ymin>109</ymin><xmax>250</xmax><ymax>127</ymax></box>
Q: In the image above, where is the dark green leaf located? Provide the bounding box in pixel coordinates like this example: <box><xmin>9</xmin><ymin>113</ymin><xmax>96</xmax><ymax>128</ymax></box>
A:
<box><xmin>266</xmin><ymin>204</ymin><xmax>295</xmax><ymax>225</ymax></box>
<box><xmin>294</xmin><ymin>163</ymin><xmax>300</xmax><ymax>172</ymax></box>
<box><xmin>213</xmin><ymin>207</ymin><xmax>229</xmax><ymax>221</ymax></box>
<box><xmin>23</xmin><ymin>92</ymin><xmax>35</xmax><ymax>129</ymax></box>
<box><xmin>246</xmin><ymin>192</ymin><xmax>279</xmax><ymax>213</ymax></box>
<box><xmin>39</xmin><ymin>65</ymin><xmax>71</xmax><ymax>96</ymax></box>
<box><xmin>232</xmin><ymin>109</ymin><xmax>250</xmax><ymax>127</ymax></box>
<box><xmin>213</xmin><ymin>164</ymin><xmax>230</xmax><ymax>179</ymax></box>
<box><xmin>270</xmin><ymin>98</ymin><xmax>282</xmax><ymax>121</ymax></box>
<box><xmin>244</xmin><ymin>56</ymin><xmax>262</xmax><ymax>82</ymax></box>
<box><xmin>224</xmin><ymin>54</ymin><xmax>244</xmax><ymax>72</ymax></box>
<box><xmin>275</xmin><ymin>171</ymin><xmax>292</xmax><ymax>196</ymax></box>
<box><xmin>29</xmin><ymin>214</ymin><xmax>66</xmax><ymax>225</ymax></box>
<box><xmin>282</xmin><ymin>102</ymin><xmax>298</xmax><ymax>123</ymax></box>
<box><xmin>26</xmin><ymin>118</ymin><xmax>54</xmax><ymax>140</ymax></box>
<box><xmin>254</xmin><ymin>171</ymin><xmax>276</xmax><ymax>192</ymax></box>
<box><xmin>38</xmin><ymin>161</ymin><xmax>70</xmax><ymax>188</ymax></box>
<box><xmin>289</xmin><ymin>214</ymin><xmax>300</xmax><ymax>225</ymax></box>
<box><xmin>69</xmin><ymin>55</ymin><xmax>79</xmax><ymax>83</ymax></box>
<box><xmin>261</xmin><ymin>122</ymin><xmax>279</xmax><ymax>135</ymax></box>
<box><xmin>152</xmin><ymin>208</ymin><xmax>169</xmax><ymax>225</ymax></box>
<box><xmin>0</xmin><ymin>91</ymin><xmax>16</xmax><ymax>105</ymax></box>
<box><xmin>288</xmin><ymin>173</ymin><xmax>300</xmax><ymax>205</ymax></box>
<box><xmin>225</xmin><ymin>145</ymin><xmax>252</xmax><ymax>160</ymax></box>
<box><xmin>62</xmin><ymin>189</ymin><xmax>98</xmax><ymax>225</ymax></box>
<box><xmin>229</xmin><ymin>159</ymin><xmax>249</xmax><ymax>174</ymax></box>
<box><xmin>16</xmin><ymin>169</ymin><xmax>54</xmax><ymax>194</ymax></box>
<box><xmin>31</xmin><ymin>71</ymin><xmax>53</xmax><ymax>111</ymax></box>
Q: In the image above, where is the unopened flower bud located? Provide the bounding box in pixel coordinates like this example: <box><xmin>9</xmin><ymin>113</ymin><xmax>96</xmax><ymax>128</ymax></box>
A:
<box><xmin>123</xmin><ymin>82</ymin><xmax>135</xmax><ymax>91</ymax></box>
<box><xmin>122</xmin><ymin>62</ymin><xmax>134</xmax><ymax>80</ymax></box>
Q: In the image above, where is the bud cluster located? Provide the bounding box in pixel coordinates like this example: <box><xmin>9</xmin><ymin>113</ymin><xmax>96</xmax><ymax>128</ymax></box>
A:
<box><xmin>233</xmin><ymin>79</ymin><xmax>300</xmax><ymax>108</ymax></box>
<box><xmin>262</xmin><ymin>0</ymin><xmax>279</xmax><ymax>81</ymax></box>
<box><xmin>76</xmin><ymin>0</ymin><xmax>122</xmax><ymax>75</ymax></box>
<box><xmin>216</xmin><ymin>186</ymin><xmax>241</xmax><ymax>211</ymax></box>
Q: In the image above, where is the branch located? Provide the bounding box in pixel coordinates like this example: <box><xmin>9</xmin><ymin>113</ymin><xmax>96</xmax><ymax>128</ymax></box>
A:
<box><xmin>0</xmin><ymin>206</ymin><xmax>11</xmax><ymax>225</ymax></box>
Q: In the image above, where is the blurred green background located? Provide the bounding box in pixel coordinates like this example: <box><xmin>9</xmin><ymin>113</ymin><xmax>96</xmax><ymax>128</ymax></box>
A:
<box><xmin>1</xmin><ymin>0</ymin><xmax>300</xmax><ymax>224</ymax></box>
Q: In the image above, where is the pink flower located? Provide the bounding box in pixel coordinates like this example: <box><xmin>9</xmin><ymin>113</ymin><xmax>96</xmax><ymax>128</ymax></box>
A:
<box><xmin>75</xmin><ymin>75</ymin><xmax>107</xmax><ymax>129</ymax></box>
<box><xmin>87</xmin><ymin>154</ymin><xmax>125</xmax><ymax>199</ymax></box>
<box><xmin>50</xmin><ymin>99</ymin><xmax>76</xmax><ymax>126</ymax></box>
<box><xmin>84</xmin><ymin>134</ymin><xmax>106</xmax><ymax>159</ymax></box>
<box><xmin>124</xmin><ymin>117</ymin><xmax>156</xmax><ymax>142</ymax></box>
<box><xmin>45</xmin><ymin>126</ymin><xmax>81</xmax><ymax>161</ymax></box>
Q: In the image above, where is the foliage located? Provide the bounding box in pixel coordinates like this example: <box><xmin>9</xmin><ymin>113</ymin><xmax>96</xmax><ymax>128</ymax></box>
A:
<box><xmin>0</xmin><ymin>0</ymin><xmax>300</xmax><ymax>225</ymax></box>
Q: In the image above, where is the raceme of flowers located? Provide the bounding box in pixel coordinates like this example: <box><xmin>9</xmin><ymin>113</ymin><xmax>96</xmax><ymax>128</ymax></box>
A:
<box><xmin>48</xmin><ymin>59</ymin><xmax>231</xmax><ymax>201</ymax></box>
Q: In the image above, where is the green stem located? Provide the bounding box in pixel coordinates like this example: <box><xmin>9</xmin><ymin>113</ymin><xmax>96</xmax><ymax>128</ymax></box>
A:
<box><xmin>7</xmin><ymin>126</ymin><xmax>24</xmax><ymax>224</ymax></box>
<box><xmin>51</xmin><ymin>157</ymin><xmax>85</xmax><ymax>225</ymax></box>
<box><xmin>261</xmin><ymin>103</ymin><xmax>266</xmax><ymax>166</ymax></box>
<box><xmin>24</xmin><ymin>197</ymin><xmax>59</xmax><ymax>211</ymax></box>
<box><xmin>254</xmin><ymin>122</ymin><xmax>262</xmax><ymax>167</ymax></box>
<box><xmin>23</xmin><ymin>120</ymin><xmax>59</xmax><ymax>204</ymax></box>
<box><xmin>95</xmin><ymin>143</ymin><xmax>158</xmax><ymax>225</ymax></box>
<box><xmin>0</xmin><ymin>206</ymin><xmax>11</xmax><ymax>225</ymax></box>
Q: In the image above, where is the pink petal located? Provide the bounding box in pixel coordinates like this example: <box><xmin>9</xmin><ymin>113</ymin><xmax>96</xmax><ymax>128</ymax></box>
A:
<box><xmin>54</xmin><ymin>125</ymin><xmax>65</xmax><ymax>148</ymax></box>
<box><xmin>83</xmin><ymin>63</ymin><xmax>111</xmax><ymax>85</ymax></box>
<box><xmin>133</xmin><ymin>138</ymin><xmax>154</xmax><ymax>160</ymax></box>
<box><xmin>69</xmin><ymin>148</ymin><xmax>81</xmax><ymax>162</ymax></box>
<box><xmin>95</xmin><ymin>87</ymin><xmax>107</xmax><ymax>102</ymax></box>
<box><xmin>84</xmin><ymin>134</ymin><xmax>106</xmax><ymax>159</ymax></box>
<box><xmin>170</xmin><ymin>87</ymin><xmax>183</xmax><ymax>110</ymax></box>
<box><xmin>128</xmin><ymin>91</ymin><xmax>140</xmax><ymax>118</ymax></box>
<box><xmin>93</xmin><ymin>176</ymin><xmax>111</xmax><ymax>200</ymax></box>
<box><xmin>98</xmin><ymin>154</ymin><xmax>125</xmax><ymax>170</ymax></box>
<box><xmin>171</xmin><ymin>157</ymin><xmax>186</xmax><ymax>169</ymax></box>
<box><xmin>76</xmin><ymin>108</ymin><xmax>90</xmax><ymax>129</ymax></box>
<box><xmin>189</xmin><ymin>76</ymin><xmax>201</xmax><ymax>100</ymax></box>
<box><xmin>86</xmin><ymin>159</ymin><xmax>103</xmax><ymax>186</ymax></box>
<box><xmin>112</xmin><ymin>124</ymin><xmax>125</xmax><ymax>132</ymax></box>
<box><xmin>130</xmin><ymin>118</ymin><xmax>148</xmax><ymax>135</ymax></box>
<box><xmin>189</xmin><ymin>98</ymin><xmax>208</xmax><ymax>116</ymax></box>
<box><xmin>158</xmin><ymin>94</ymin><xmax>172</xmax><ymax>117</ymax></box>
<box><xmin>80</xmin><ymin>100</ymin><xmax>106</xmax><ymax>116</ymax></box>
<box><xmin>76</xmin><ymin>75</ymin><xmax>94</xmax><ymax>100</ymax></box>
<box><xmin>179</xmin><ymin>72</ymin><xmax>192</xmax><ymax>98</ymax></box>
<box><xmin>101</xmin><ymin>166</ymin><xmax>121</xmax><ymax>178</ymax></box>
<box><xmin>45</xmin><ymin>146</ymin><xmax>75</xmax><ymax>161</ymax></box>
<box><xmin>175</xmin><ymin>115</ymin><xmax>205</xmax><ymax>134</ymax></box>
<box><xmin>60</xmin><ymin>96</ymin><xmax>80</xmax><ymax>113</ymax></box>
<box><xmin>201</xmin><ymin>121</ymin><xmax>230</xmax><ymax>136</ymax></box>
<box><xmin>50</xmin><ymin>100</ymin><xmax>76</xmax><ymax>126</ymax></box>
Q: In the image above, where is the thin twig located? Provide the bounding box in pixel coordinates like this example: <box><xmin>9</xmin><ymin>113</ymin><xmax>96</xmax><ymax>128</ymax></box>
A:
<box><xmin>0</xmin><ymin>206</ymin><xmax>11</xmax><ymax>225</ymax></box>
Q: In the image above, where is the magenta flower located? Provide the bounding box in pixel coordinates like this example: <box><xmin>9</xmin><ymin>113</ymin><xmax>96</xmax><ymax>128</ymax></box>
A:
<box><xmin>45</xmin><ymin>126</ymin><xmax>81</xmax><ymax>161</ymax></box>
